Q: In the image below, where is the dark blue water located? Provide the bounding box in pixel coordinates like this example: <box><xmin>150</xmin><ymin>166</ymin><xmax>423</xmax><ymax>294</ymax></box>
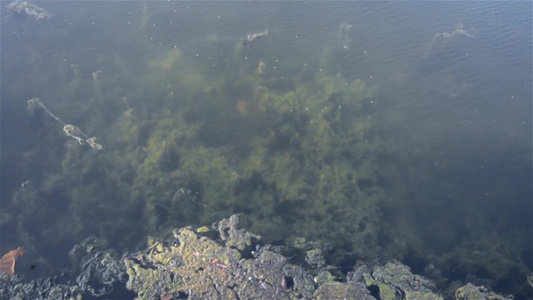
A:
<box><xmin>1</xmin><ymin>1</ymin><xmax>531</xmax><ymax>297</ymax></box>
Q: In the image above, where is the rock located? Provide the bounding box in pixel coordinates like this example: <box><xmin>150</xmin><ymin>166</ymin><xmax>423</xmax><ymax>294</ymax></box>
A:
<box><xmin>0</xmin><ymin>215</ymin><xmax>516</xmax><ymax>299</ymax></box>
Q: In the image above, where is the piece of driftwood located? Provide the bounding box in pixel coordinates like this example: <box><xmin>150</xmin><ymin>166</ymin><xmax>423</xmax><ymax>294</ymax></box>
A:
<box><xmin>0</xmin><ymin>247</ymin><xmax>25</xmax><ymax>276</ymax></box>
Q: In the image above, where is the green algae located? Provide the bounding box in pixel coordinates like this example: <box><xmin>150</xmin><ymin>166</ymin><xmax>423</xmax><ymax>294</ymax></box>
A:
<box><xmin>9</xmin><ymin>39</ymin><xmax>392</xmax><ymax>271</ymax></box>
<box><xmin>5</xmin><ymin>23</ymin><xmax>529</xmax><ymax>299</ymax></box>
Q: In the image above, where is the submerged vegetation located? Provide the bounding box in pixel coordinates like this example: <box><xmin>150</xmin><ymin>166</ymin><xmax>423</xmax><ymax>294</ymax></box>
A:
<box><xmin>7</xmin><ymin>32</ymin><xmax>394</xmax><ymax>270</ymax></box>
<box><xmin>1</xmin><ymin>5</ymin><xmax>531</xmax><ymax>298</ymax></box>
<box><xmin>109</xmin><ymin>44</ymin><xmax>389</xmax><ymax>263</ymax></box>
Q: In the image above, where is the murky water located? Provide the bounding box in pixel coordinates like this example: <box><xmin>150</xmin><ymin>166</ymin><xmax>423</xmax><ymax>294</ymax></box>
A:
<box><xmin>1</xmin><ymin>1</ymin><xmax>531</xmax><ymax>297</ymax></box>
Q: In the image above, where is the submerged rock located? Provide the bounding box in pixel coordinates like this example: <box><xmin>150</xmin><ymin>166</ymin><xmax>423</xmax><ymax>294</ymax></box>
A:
<box><xmin>0</xmin><ymin>215</ymin><xmax>517</xmax><ymax>299</ymax></box>
<box><xmin>359</xmin><ymin>261</ymin><xmax>443</xmax><ymax>300</ymax></box>
<box><xmin>454</xmin><ymin>283</ymin><xmax>515</xmax><ymax>300</ymax></box>
<box><xmin>125</xmin><ymin>215</ymin><xmax>316</xmax><ymax>299</ymax></box>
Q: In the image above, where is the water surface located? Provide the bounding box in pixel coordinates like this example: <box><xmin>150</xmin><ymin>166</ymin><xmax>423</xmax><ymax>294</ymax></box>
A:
<box><xmin>1</xmin><ymin>1</ymin><xmax>531</xmax><ymax>297</ymax></box>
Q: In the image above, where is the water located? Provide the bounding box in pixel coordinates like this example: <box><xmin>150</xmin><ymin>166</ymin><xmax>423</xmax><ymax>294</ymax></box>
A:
<box><xmin>1</xmin><ymin>1</ymin><xmax>531</xmax><ymax>297</ymax></box>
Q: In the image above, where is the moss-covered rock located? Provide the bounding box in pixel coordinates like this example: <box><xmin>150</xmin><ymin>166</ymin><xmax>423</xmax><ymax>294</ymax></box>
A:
<box><xmin>125</xmin><ymin>215</ymin><xmax>316</xmax><ymax>299</ymax></box>
<box><xmin>0</xmin><ymin>215</ymin><xmax>517</xmax><ymax>300</ymax></box>
<box><xmin>454</xmin><ymin>283</ymin><xmax>515</xmax><ymax>300</ymax></box>
<box><xmin>362</xmin><ymin>261</ymin><xmax>444</xmax><ymax>300</ymax></box>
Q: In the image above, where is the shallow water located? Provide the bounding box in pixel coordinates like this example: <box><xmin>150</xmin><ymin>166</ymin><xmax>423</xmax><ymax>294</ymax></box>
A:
<box><xmin>1</xmin><ymin>1</ymin><xmax>531</xmax><ymax>297</ymax></box>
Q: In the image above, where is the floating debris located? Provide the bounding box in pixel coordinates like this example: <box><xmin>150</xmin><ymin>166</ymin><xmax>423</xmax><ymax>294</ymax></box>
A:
<box><xmin>255</xmin><ymin>60</ymin><xmax>266</xmax><ymax>74</ymax></box>
<box><xmin>27</xmin><ymin>98</ymin><xmax>103</xmax><ymax>150</ymax></box>
<box><xmin>92</xmin><ymin>70</ymin><xmax>104</xmax><ymax>95</ymax></box>
<box><xmin>338</xmin><ymin>23</ymin><xmax>353</xmax><ymax>49</ymax></box>
<box><xmin>6</xmin><ymin>1</ymin><xmax>54</xmax><ymax>20</ymax></box>
<box><xmin>427</xmin><ymin>23</ymin><xmax>478</xmax><ymax>56</ymax></box>
<box><xmin>0</xmin><ymin>247</ymin><xmax>25</xmax><ymax>276</ymax></box>
<box><xmin>243</xmin><ymin>29</ymin><xmax>268</xmax><ymax>46</ymax></box>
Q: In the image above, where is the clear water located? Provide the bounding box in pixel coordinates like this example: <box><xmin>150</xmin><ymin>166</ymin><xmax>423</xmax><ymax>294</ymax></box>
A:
<box><xmin>1</xmin><ymin>1</ymin><xmax>531</xmax><ymax>297</ymax></box>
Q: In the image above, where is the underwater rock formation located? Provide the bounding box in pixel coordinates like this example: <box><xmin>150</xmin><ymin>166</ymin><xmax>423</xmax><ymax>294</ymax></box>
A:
<box><xmin>0</xmin><ymin>215</ymin><xmax>516</xmax><ymax>299</ymax></box>
<box><xmin>454</xmin><ymin>283</ymin><xmax>515</xmax><ymax>300</ymax></box>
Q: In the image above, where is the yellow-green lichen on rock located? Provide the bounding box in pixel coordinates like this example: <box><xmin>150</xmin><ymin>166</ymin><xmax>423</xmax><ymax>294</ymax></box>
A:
<box><xmin>124</xmin><ymin>215</ymin><xmax>317</xmax><ymax>299</ymax></box>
